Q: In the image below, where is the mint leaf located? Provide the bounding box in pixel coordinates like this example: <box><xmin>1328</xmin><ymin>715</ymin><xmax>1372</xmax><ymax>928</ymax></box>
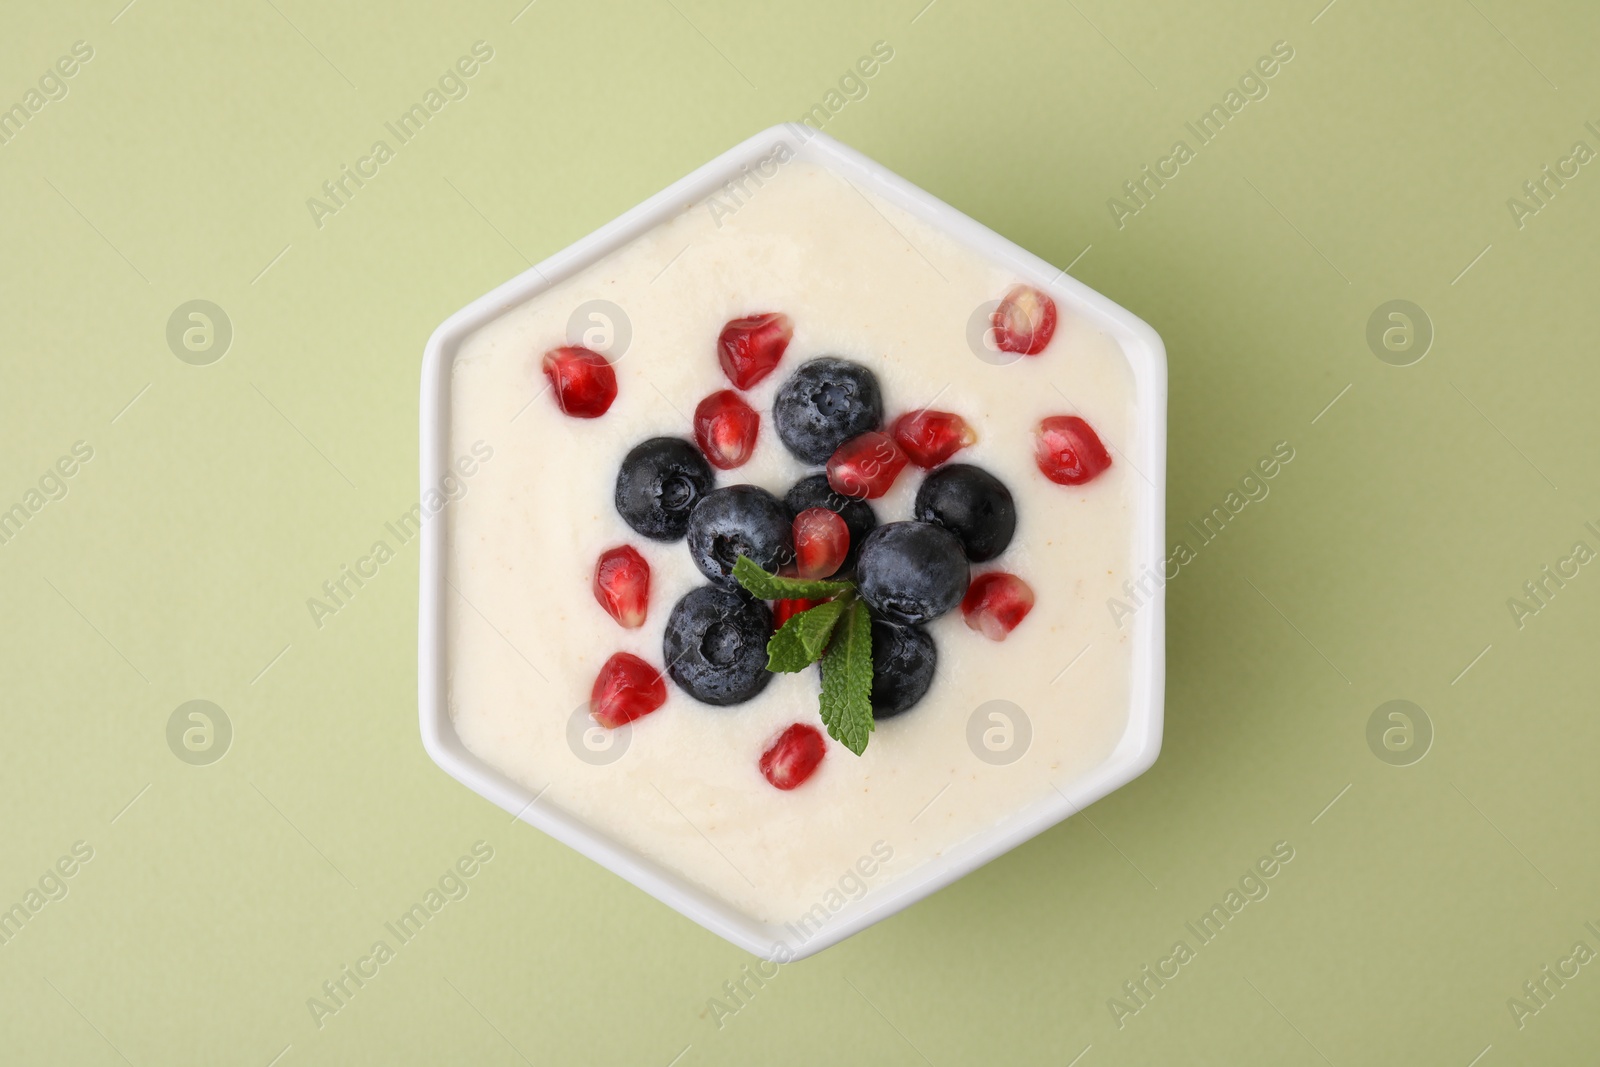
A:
<box><xmin>766</xmin><ymin>598</ymin><xmax>847</xmax><ymax>672</ymax></box>
<box><xmin>819</xmin><ymin>599</ymin><xmax>874</xmax><ymax>756</ymax></box>
<box><xmin>733</xmin><ymin>556</ymin><xmax>852</xmax><ymax>601</ymax></box>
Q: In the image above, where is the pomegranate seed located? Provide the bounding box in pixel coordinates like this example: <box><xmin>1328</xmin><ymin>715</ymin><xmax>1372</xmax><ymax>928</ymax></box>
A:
<box><xmin>890</xmin><ymin>409</ymin><xmax>977</xmax><ymax>469</ymax></box>
<box><xmin>593</xmin><ymin>545</ymin><xmax>650</xmax><ymax>628</ymax></box>
<box><xmin>962</xmin><ymin>572</ymin><xmax>1036</xmax><ymax>641</ymax></box>
<box><xmin>717</xmin><ymin>312</ymin><xmax>793</xmax><ymax>390</ymax></box>
<box><xmin>692</xmin><ymin>390</ymin><xmax>760</xmax><ymax>470</ymax></box>
<box><xmin>1033</xmin><ymin>415</ymin><xmax>1112</xmax><ymax>486</ymax></box>
<box><xmin>792</xmin><ymin>508</ymin><xmax>850</xmax><ymax>580</ymax></box>
<box><xmin>542</xmin><ymin>346</ymin><xmax>617</xmax><ymax>418</ymax></box>
<box><xmin>590</xmin><ymin>652</ymin><xmax>667</xmax><ymax>728</ymax></box>
<box><xmin>826</xmin><ymin>431</ymin><xmax>908</xmax><ymax>500</ymax></box>
<box><xmin>991</xmin><ymin>285</ymin><xmax>1057</xmax><ymax>356</ymax></box>
<box><xmin>772</xmin><ymin>597</ymin><xmax>823</xmax><ymax>630</ymax></box>
<box><xmin>759</xmin><ymin>723</ymin><xmax>826</xmax><ymax>790</ymax></box>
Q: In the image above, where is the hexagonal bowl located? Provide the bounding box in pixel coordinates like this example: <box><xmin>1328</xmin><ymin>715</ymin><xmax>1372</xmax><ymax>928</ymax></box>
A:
<box><xmin>418</xmin><ymin>124</ymin><xmax>1166</xmax><ymax>960</ymax></box>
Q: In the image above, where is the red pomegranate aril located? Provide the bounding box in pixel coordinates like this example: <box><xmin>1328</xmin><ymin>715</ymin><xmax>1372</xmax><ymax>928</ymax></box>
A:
<box><xmin>1033</xmin><ymin>415</ymin><xmax>1112</xmax><ymax>486</ymax></box>
<box><xmin>962</xmin><ymin>572</ymin><xmax>1036</xmax><ymax>641</ymax></box>
<box><xmin>891</xmin><ymin>409</ymin><xmax>977</xmax><ymax>469</ymax></box>
<box><xmin>992</xmin><ymin>285</ymin><xmax>1058</xmax><ymax>356</ymax></box>
<box><xmin>590</xmin><ymin>652</ymin><xmax>667</xmax><ymax>728</ymax></box>
<box><xmin>759</xmin><ymin>723</ymin><xmax>826</xmax><ymax>790</ymax></box>
<box><xmin>717</xmin><ymin>312</ymin><xmax>793</xmax><ymax>390</ymax></box>
<box><xmin>826</xmin><ymin>431</ymin><xmax>908</xmax><ymax>500</ymax></box>
<box><xmin>793</xmin><ymin>508</ymin><xmax>850</xmax><ymax>580</ymax></box>
<box><xmin>593</xmin><ymin>545</ymin><xmax>650</xmax><ymax>628</ymax></box>
<box><xmin>542</xmin><ymin>346</ymin><xmax>617</xmax><ymax>418</ymax></box>
<box><xmin>772</xmin><ymin>597</ymin><xmax>823</xmax><ymax>630</ymax></box>
<box><xmin>693</xmin><ymin>389</ymin><xmax>760</xmax><ymax>470</ymax></box>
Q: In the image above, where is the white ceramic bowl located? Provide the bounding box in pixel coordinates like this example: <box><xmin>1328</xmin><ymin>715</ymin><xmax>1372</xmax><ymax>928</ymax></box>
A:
<box><xmin>418</xmin><ymin>125</ymin><xmax>1167</xmax><ymax>960</ymax></box>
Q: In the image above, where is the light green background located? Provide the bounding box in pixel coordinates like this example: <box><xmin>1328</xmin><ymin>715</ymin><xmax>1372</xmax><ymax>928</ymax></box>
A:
<box><xmin>3</xmin><ymin>0</ymin><xmax>1598</xmax><ymax>1063</ymax></box>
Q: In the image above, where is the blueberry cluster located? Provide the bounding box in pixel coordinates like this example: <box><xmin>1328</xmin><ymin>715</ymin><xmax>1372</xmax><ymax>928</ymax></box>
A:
<box><xmin>614</xmin><ymin>356</ymin><xmax>1016</xmax><ymax>718</ymax></box>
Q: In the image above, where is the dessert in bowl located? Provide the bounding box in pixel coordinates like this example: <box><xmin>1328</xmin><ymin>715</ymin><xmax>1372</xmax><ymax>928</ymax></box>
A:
<box><xmin>420</xmin><ymin>126</ymin><xmax>1166</xmax><ymax>959</ymax></box>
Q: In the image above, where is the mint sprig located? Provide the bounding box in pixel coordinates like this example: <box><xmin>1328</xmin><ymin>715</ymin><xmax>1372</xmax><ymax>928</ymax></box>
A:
<box><xmin>734</xmin><ymin>555</ymin><xmax>875</xmax><ymax>755</ymax></box>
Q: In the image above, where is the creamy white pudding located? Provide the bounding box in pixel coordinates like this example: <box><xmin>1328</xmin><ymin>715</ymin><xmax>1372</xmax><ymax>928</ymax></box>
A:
<box><xmin>447</xmin><ymin>160</ymin><xmax>1138</xmax><ymax>926</ymax></box>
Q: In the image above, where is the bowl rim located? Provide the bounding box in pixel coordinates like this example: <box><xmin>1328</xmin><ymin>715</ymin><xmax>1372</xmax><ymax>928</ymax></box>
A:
<box><xmin>418</xmin><ymin>123</ymin><xmax>1167</xmax><ymax>961</ymax></box>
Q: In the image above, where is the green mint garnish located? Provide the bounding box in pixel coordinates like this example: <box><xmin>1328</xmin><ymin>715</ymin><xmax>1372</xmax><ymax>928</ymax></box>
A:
<box><xmin>731</xmin><ymin>555</ymin><xmax>852</xmax><ymax>601</ymax></box>
<box><xmin>734</xmin><ymin>555</ymin><xmax>876</xmax><ymax>755</ymax></box>
<box><xmin>766</xmin><ymin>597</ymin><xmax>847</xmax><ymax>672</ymax></box>
<box><xmin>819</xmin><ymin>598</ymin><xmax>875</xmax><ymax>756</ymax></box>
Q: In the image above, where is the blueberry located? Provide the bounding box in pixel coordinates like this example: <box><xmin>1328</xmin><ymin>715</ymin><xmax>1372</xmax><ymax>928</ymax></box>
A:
<box><xmin>773</xmin><ymin>357</ymin><xmax>883</xmax><ymax>464</ymax></box>
<box><xmin>615</xmin><ymin>437</ymin><xmax>716</xmax><ymax>541</ymax></box>
<box><xmin>663</xmin><ymin>585</ymin><xmax>773</xmax><ymax>705</ymax></box>
<box><xmin>870</xmin><ymin>617</ymin><xmax>936</xmax><ymax>718</ymax></box>
<box><xmin>856</xmin><ymin>521</ymin><xmax>969</xmax><ymax>625</ymax></box>
<box><xmin>686</xmin><ymin>485</ymin><xmax>793</xmax><ymax>587</ymax></box>
<box><xmin>784</xmin><ymin>473</ymin><xmax>878</xmax><ymax>574</ymax></box>
<box><xmin>913</xmin><ymin>463</ymin><xmax>1017</xmax><ymax>562</ymax></box>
